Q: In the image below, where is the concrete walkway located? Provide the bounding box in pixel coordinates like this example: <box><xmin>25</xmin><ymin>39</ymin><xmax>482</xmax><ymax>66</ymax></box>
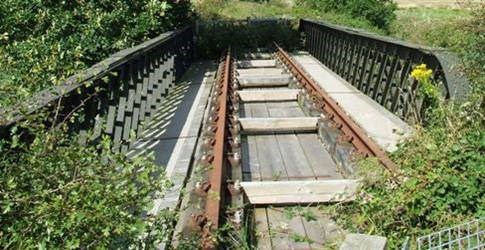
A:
<box><xmin>292</xmin><ymin>52</ymin><xmax>412</xmax><ymax>152</ymax></box>
<box><xmin>126</xmin><ymin>61</ymin><xmax>216</xmax><ymax>213</ymax></box>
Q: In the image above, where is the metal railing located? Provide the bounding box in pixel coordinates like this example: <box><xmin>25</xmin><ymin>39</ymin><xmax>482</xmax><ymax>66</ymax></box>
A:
<box><xmin>0</xmin><ymin>25</ymin><xmax>194</xmax><ymax>152</ymax></box>
<box><xmin>416</xmin><ymin>218</ymin><xmax>484</xmax><ymax>250</ymax></box>
<box><xmin>300</xmin><ymin>19</ymin><xmax>469</xmax><ymax>122</ymax></box>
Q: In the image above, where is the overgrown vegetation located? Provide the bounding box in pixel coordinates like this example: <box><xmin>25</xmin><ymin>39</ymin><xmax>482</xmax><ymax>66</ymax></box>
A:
<box><xmin>196</xmin><ymin>20</ymin><xmax>300</xmax><ymax>58</ymax></box>
<box><xmin>328</xmin><ymin>4</ymin><xmax>485</xmax><ymax>248</ymax></box>
<box><xmin>0</xmin><ymin>0</ymin><xmax>192</xmax><ymax>248</ymax></box>
<box><xmin>391</xmin><ymin>7</ymin><xmax>472</xmax><ymax>48</ymax></box>
<box><xmin>195</xmin><ymin>0</ymin><xmax>383</xmax><ymax>33</ymax></box>
<box><xmin>194</xmin><ymin>0</ymin><xmax>396</xmax><ymax>57</ymax></box>
<box><xmin>0</xmin><ymin>121</ymin><xmax>173</xmax><ymax>248</ymax></box>
<box><xmin>0</xmin><ymin>0</ymin><xmax>192</xmax><ymax>108</ymax></box>
<box><xmin>295</xmin><ymin>0</ymin><xmax>397</xmax><ymax>30</ymax></box>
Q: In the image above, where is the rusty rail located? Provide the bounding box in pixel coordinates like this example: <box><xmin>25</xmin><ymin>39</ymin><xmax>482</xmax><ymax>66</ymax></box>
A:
<box><xmin>200</xmin><ymin>49</ymin><xmax>233</xmax><ymax>248</ymax></box>
<box><xmin>274</xmin><ymin>43</ymin><xmax>399</xmax><ymax>174</ymax></box>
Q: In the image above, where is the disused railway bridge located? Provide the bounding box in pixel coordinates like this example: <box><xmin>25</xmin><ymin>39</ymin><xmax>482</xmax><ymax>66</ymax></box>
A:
<box><xmin>0</xmin><ymin>19</ymin><xmax>469</xmax><ymax>249</ymax></box>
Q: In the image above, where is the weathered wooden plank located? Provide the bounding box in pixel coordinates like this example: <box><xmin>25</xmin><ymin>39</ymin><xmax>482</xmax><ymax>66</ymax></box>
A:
<box><xmin>241</xmin><ymin>180</ymin><xmax>359</xmax><ymax>205</ymax></box>
<box><xmin>287</xmin><ymin>215</ymin><xmax>312</xmax><ymax>249</ymax></box>
<box><xmin>241</xmin><ymin>101</ymin><xmax>261</xmax><ymax>181</ymax></box>
<box><xmin>300</xmin><ymin>208</ymin><xmax>326</xmax><ymax>249</ymax></box>
<box><xmin>241</xmin><ymin>136</ymin><xmax>261</xmax><ymax>181</ymax></box>
<box><xmin>266</xmin><ymin>207</ymin><xmax>312</xmax><ymax>250</ymax></box>
<box><xmin>254</xmin><ymin>135</ymin><xmax>288</xmax><ymax>181</ymax></box>
<box><xmin>296</xmin><ymin>133</ymin><xmax>342</xmax><ymax>179</ymax></box>
<box><xmin>254</xmin><ymin>208</ymin><xmax>273</xmax><ymax>250</ymax></box>
<box><xmin>266</xmin><ymin>101</ymin><xmax>306</xmax><ymax>118</ymax></box>
<box><xmin>239</xmin><ymin>117</ymin><xmax>318</xmax><ymax>134</ymax></box>
<box><xmin>300</xmin><ymin>207</ymin><xmax>343</xmax><ymax>248</ymax></box>
<box><xmin>237</xmin><ymin>90</ymin><xmax>299</xmax><ymax>102</ymax></box>
<box><xmin>276</xmin><ymin>134</ymin><xmax>316</xmax><ymax>180</ymax></box>
<box><xmin>249</xmin><ymin>101</ymin><xmax>288</xmax><ymax>181</ymax></box>
<box><xmin>266</xmin><ymin>208</ymin><xmax>291</xmax><ymax>250</ymax></box>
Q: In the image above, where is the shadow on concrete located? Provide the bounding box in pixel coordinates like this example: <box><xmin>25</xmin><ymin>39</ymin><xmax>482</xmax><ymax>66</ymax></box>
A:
<box><xmin>127</xmin><ymin>61</ymin><xmax>216</xmax><ymax>167</ymax></box>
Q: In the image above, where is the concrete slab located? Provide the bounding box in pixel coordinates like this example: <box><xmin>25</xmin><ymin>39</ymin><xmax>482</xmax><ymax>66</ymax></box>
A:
<box><xmin>340</xmin><ymin>234</ymin><xmax>387</xmax><ymax>250</ymax></box>
<box><xmin>237</xmin><ymin>67</ymin><xmax>284</xmax><ymax>76</ymax></box>
<box><xmin>292</xmin><ymin>53</ymin><xmax>412</xmax><ymax>152</ymax></box>
<box><xmin>240</xmin><ymin>52</ymin><xmax>274</xmax><ymax>60</ymax></box>
<box><xmin>237</xmin><ymin>89</ymin><xmax>299</xmax><ymax>102</ymax></box>
<box><xmin>241</xmin><ymin>180</ymin><xmax>359</xmax><ymax>204</ymax></box>
<box><xmin>238</xmin><ymin>75</ymin><xmax>291</xmax><ymax>88</ymax></box>
<box><xmin>237</xmin><ymin>59</ymin><xmax>276</xmax><ymax>68</ymax></box>
<box><xmin>239</xmin><ymin>117</ymin><xmax>318</xmax><ymax>134</ymax></box>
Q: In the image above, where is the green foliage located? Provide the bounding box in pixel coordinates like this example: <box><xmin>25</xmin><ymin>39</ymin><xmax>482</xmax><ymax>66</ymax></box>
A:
<box><xmin>391</xmin><ymin>8</ymin><xmax>471</xmax><ymax>48</ymax></box>
<box><xmin>196</xmin><ymin>21</ymin><xmax>300</xmax><ymax>59</ymax></box>
<box><xmin>329</xmin><ymin>6</ymin><xmax>485</xmax><ymax>248</ymax></box>
<box><xmin>333</xmin><ymin>100</ymin><xmax>484</xmax><ymax>248</ymax></box>
<box><xmin>454</xmin><ymin>4</ymin><xmax>485</xmax><ymax>88</ymax></box>
<box><xmin>0</xmin><ymin>4</ymin><xmax>194</xmax><ymax>245</ymax></box>
<box><xmin>0</xmin><ymin>122</ymin><xmax>173</xmax><ymax>248</ymax></box>
<box><xmin>195</xmin><ymin>0</ymin><xmax>383</xmax><ymax>34</ymax></box>
<box><xmin>295</xmin><ymin>0</ymin><xmax>397</xmax><ymax>30</ymax></box>
<box><xmin>0</xmin><ymin>0</ymin><xmax>192</xmax><ymax>108</ymax></box>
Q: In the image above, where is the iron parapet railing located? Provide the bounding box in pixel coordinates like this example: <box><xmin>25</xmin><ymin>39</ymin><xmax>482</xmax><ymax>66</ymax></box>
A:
<box><xmin>299</xmin><ymin>19</ymin><xmax>470</xmax><ymax>122</ymax></box>
<box><xmin>0</xmin><ymin>25</ymin><xmax>195</xmax><ymax>152</ymax></box>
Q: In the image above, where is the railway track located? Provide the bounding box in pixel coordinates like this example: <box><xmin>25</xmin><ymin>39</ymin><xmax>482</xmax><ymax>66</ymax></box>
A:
<box><xmin>174</xmin><ymin>45</ymin><xmax>397</xmax><ymax>249</ymax></box>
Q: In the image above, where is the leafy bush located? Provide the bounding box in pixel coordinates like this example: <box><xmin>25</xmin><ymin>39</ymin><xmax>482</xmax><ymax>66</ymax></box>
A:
<box><xmin>0</xmin><ymin>122</ymin><xmax>173</xmax><ymax>248</ymax></box>
<box><xmin>196</xmin><ymin>20</ymin><xmax>300</xmax><ymax>58</ymax></box>
<box><xmin>333</xmin><ymin>101</ymin><xmax>484</xmax><ymax>248</ymax></box>
<box><xmin>295</xmin><ymin>0</ymin><xmax>397</xmax><ymax>30</ymax></box>
<box><xmin>0</xmin><ymin>0</ymin><xmax>192</xmax><ymax>108</ymax></box>
<box><xmin>0</xmin><ymin>1</ymin><xmax>192</xmax><ymax>246</ymax></box>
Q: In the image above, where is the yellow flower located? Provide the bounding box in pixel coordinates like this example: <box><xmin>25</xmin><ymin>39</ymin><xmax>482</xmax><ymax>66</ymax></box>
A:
<box><xmin>411</xmin><ymin>64</ymin><xmax>433</xmax><ymax>82</ymax></box>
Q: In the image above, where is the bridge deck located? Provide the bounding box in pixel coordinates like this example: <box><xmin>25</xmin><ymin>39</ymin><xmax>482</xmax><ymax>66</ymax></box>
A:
<box><xmin>237</xmin><ymin>57</ymin><xmax>349</xmax><ymax>249</ymax></box>
<box><xmin>241</xmin><ymin>101</ymin><xmax>342</xmax><ymax>182</ymax></box>
<box><xmin>169</xmin><ymin>51</ymin><xmax>402</xmax><ymax>248</ymax></box>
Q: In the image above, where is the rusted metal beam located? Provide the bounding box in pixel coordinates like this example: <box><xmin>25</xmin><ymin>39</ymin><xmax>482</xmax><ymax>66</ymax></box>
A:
<box><xmin>274</xmin><ymin>43</ymin><xmax>399</xmax><ymax>174</ymax></box>
<box><xmin>202</xmin><ymin>49</ymin><xmax>232</xmax><ymax>248</ymax></box>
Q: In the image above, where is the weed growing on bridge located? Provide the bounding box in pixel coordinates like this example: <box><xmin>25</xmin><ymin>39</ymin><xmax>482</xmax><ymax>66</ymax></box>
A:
<box><xmin>409</xmin><ymin>64</ymin><xmax>440</xmax><ymax>122</ymax></box>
